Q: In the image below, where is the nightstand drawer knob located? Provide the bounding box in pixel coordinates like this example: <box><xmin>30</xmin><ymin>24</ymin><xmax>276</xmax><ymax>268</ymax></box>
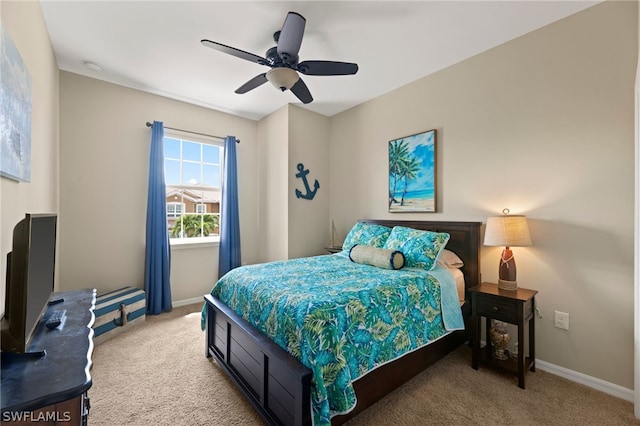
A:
<box><xmin>492</xmin><ymin>306</ymin><xmax>498</xmax><ymax>311</ymax></box>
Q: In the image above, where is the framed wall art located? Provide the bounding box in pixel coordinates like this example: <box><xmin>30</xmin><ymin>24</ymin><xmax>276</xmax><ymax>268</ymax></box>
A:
<box><xmin>1</xmin><ymin>25</ymin><xmax>32</xmax><ymax>182</ymax></box>
<box><xmin>388</xmin><ymin>129</ymin><xmax>436</xmax><ymax>213</ymax></box>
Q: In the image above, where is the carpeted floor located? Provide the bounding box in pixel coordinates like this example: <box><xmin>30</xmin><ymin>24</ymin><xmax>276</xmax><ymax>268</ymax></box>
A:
<box><xmin>89</xmin><ymin>303</ymin><xmax>638</xmax><ymax>425</ymax></box>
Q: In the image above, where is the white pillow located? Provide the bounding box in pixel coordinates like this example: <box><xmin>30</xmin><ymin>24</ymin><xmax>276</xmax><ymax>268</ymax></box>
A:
<box><xmin>438</xmin><ymin>249</ymin><xmax>464</xmax><ymax>269</ymax></box>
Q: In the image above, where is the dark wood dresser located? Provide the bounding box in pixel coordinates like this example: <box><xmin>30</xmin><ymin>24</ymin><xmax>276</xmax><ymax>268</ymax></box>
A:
<box><xmin>1</xmin><ymin>289</ymin><xmax>96</xmax><ymax>425</ymax></box>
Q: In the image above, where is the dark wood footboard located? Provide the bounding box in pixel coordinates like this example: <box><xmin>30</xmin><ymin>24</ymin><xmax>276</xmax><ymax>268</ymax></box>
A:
<box><xmin>205</xmin><ymin>294</ymin><xmax>312</xmax><ymax>426</ymax></box>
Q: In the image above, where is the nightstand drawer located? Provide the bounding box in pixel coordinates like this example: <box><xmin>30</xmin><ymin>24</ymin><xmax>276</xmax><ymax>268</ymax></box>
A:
<box><xmin>476</xmin><ymin>295</ymin><xmax>517</xmax><ymax>322</ymax></box>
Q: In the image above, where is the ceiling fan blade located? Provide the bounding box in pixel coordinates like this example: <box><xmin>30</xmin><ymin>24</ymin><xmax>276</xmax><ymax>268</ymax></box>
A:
<box><xmin>297</xmin><ymin>61</ymin><xmax>359</xmax><ymax>76</ymax></box>
<box><xmin>201</xmin><ymin>39</ymin><xmax>267</xmax><ymax>65</ymax></box>
<box><xmin>235</xmin><ymin>73</ymin><xmax>268</xmax><ymax>94</ymax></box>
<box><xmin>277</xmin><ymin>12</ymin><xmax>306</xmax><ymax>61</ymax></box>
<box><xmin>290</xmin><ymin>77</ymin><xmax>313</xmax><ymax>104</ymax></box>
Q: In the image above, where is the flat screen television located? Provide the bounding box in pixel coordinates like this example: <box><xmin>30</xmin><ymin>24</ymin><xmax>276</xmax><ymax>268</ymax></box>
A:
<box><xmin>1</xmin><ymin>213</ymin><xmax>57</xmax><ymax>354</ymax></box>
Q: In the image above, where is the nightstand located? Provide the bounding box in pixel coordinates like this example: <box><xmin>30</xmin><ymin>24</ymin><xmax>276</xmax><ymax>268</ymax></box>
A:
<box><xmin>470</xmin><ymin>282</ymin><xmax>538</xmax><ymax>389</ymax></box>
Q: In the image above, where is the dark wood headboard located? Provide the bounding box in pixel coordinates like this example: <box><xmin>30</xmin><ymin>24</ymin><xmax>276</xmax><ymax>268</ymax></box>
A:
<box><xmin>359</xmin><ymin>219</ymin><xmax>481</xmax><ymax>299</ymax></box>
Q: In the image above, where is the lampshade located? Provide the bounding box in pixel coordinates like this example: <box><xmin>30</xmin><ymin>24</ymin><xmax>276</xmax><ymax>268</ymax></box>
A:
<box><xmin>484</xmin><ymin>215</ymin><xmax>532</xmax><ymax>247</ymax></box>
<box><xmin>266</xmin><ymin>68</ymin><xmax>299</xmax><ymax>91</ymax></box>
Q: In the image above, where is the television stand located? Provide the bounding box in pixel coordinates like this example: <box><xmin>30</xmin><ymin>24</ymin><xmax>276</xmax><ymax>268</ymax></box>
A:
<box><xmin>0</xmin><ymin>350</ymin><xmax>46</xmax><ymax>362</ymax></box>
<box><xmin>1</xmin><ymin>289</ymin><xmax>96</xmax><ymax>425</ymax></box>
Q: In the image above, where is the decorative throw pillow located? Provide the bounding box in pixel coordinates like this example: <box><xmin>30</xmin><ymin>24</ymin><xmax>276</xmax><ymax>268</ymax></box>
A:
<box><xmin>341</xmin><ymin>222</ymin><xmax>392</xmax><ymax>251</ymax></box>
<box><xmin>382</xmin><ymin>226</ymin><xmax>450</xmax><ymax>270</ymax></box>
<box><xmin>438</xmin><ymin>249</ymin><xmax>464</xmax><ymax>269</ymax></box>
<box><xmin>349</xmin><ymin>245</ymin><xmax>405</xmax><ymax>270</ymax></box>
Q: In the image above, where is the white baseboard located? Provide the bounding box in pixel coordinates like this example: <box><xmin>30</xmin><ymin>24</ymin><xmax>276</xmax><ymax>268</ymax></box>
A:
<box><xmin>172</xmin><ymin>296</ymin><xmax>204</xmax><ymax>308</ymax></box>
<box><xmin>536</xmin><ymin>359</ymin><xmax>634</xmax><ymax>402</ymax></box>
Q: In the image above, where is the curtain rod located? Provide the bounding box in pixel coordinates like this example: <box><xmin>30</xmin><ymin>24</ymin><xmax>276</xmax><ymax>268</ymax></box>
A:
<box><xmin>145</xmin><ymin>122</ymin><xmax>239</xmax><ymax>143</ymax></box>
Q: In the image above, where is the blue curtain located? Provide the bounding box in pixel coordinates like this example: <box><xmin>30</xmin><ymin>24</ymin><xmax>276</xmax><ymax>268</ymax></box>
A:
<box><xmin>218</xmin><ymin>136</ymin><xmax>241</xmax><ymax>277</ymax></box>
<box><xmin>144</xmin><ymin>121</ymin><xmax>172</xmax><ymax>314</ymax></box>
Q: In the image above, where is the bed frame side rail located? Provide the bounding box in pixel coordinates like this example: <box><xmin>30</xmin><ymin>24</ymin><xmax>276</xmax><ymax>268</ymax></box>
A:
<box><xmin>205</xmin><ymin>294</ymin><xmax>313</xmax><ymax>426</ymax></box>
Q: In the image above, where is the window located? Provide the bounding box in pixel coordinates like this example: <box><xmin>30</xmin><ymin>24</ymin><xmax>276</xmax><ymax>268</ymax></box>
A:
<box><xmin>167</xmin><ymin>202</ymin><xmax>184</xmax><ymax>218</ymax></box>
<box><xmin>164</xmin><ymin>132</ymin><xmax>223</xmax><ymax>243</ymax></box>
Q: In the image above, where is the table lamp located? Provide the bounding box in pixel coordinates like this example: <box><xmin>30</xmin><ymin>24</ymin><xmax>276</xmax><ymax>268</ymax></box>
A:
<box><xmin>484</xmin><ymin>209</ymin><xmax>532</xmax><ymax>291</ymax></box>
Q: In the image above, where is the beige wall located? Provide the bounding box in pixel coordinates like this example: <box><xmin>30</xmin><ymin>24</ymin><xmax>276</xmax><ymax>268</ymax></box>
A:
<box><xmin>58</xmin><ymin>72</ymin><xmax>258</xmax><ymax>300</ymax></box>
<box><xmin>0</xmin><ymin>1</ymin><xmax>59</xmax><ymax>315</ymax></box>
<box><xmin>635</xmin><ymin>2</ymin><xmax>640</xmax><ymax>417</ymax></box>
<box><xmin>256</xmin><ymin>104</ymin><xmax>331</xmax><ymax>261</ymax></box>
<box><xmin>330</xmin><ymin>1</ymin><xmax>636</xmax><ymax>389</ymax></box>
<box><xmin>287</xmin><ymin>105</ymin><xmax>330</xmax><ymax>259</ymax></box>
<box><xmin>257</xmin><ymin>105</ymin><xmax>289</xmax><ymax>262</ymax></box>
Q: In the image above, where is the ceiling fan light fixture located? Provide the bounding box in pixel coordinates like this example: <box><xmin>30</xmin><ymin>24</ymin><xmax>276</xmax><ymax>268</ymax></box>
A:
<box><xmin>202</xmin><ymin>11</ymin><xmax>358</xmax><ymax>104</ymax></box>
<box><xmin>266</xmin><ymin>68</ymin><xmax>299</xmax><ymax>91</ymax></box>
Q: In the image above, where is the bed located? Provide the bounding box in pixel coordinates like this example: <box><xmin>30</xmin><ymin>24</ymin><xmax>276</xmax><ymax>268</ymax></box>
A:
<box><xmin>203</xmin><ymin>219</ymin><xmax>480</xmax><ymax>426</ymax></box>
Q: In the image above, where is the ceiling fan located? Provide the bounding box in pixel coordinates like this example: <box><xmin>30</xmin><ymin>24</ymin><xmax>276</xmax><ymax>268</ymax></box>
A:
<box><xmin>201</xmin><ymin>11</ymin><xmax>359</xmax><ymax>104</ymax></box>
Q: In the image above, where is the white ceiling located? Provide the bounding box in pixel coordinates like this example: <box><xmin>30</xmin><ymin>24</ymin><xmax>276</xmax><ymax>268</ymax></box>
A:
<box><xmin>40</xmin><ymin>1</ymin><xmax>600</xmax><ymax>121</ymax></box>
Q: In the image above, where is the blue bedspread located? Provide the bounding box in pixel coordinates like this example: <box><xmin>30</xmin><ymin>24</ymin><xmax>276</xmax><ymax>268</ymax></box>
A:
<box><xmin>203</xmin><ymin>253</ymin><xmax>463</xmax><ymax>425</ymax></box>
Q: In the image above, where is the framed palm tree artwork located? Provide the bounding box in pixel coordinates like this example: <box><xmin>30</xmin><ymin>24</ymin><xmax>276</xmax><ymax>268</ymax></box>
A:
<box><xmin>388</xmin><ymin>129</ymin><xmax>437</xmax><ymax>213</ymax></box>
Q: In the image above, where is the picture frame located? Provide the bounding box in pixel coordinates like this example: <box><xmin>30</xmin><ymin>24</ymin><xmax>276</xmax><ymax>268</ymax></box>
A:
<box><xmin>1</xmin><ymin>27</ymin><xmax>32</xmax><ymax>182</ymax></box>
<box><xmin>388</xmin><ymin>129</ymin><xmax>437</xmax><ymax>213</ymax></box>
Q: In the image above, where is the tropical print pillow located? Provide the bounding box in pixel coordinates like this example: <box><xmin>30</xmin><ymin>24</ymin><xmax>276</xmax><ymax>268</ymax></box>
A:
<box><xmin>383</xmin><ymin>226</ymin><xmax>450</xmax><ymax>270</ymax></box>
<box><xmin>341</xmin><ymin>222</ymin><xmax>392</xmax><ymax>251</ymax></box>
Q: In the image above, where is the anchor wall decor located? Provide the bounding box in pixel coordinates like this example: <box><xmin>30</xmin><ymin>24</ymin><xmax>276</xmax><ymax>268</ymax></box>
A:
<box><xmin>294</xmin><ymin>163</ymin><xmax>319</xmax><ymax>200</ymax></box>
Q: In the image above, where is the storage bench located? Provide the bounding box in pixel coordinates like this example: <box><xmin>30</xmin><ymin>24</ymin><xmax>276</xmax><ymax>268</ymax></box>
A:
<box><xmin>93</xmin><ymin>286</ymin><xmax>146</xmax><ymax>345</ymax></box>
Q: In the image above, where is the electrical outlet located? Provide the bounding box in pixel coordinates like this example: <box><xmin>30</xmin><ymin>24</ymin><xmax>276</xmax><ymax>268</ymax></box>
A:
<box><xmin>554</xmin><ymin>311</ymin><xmax>570</xmax><ymax>330</ymax></box>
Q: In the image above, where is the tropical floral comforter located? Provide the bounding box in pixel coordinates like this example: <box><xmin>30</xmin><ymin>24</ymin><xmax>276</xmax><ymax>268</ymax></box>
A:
<box><xmin>206</xmin><ymin>253</ymin><xmax>464</xmax><ymax>425</ymax></box>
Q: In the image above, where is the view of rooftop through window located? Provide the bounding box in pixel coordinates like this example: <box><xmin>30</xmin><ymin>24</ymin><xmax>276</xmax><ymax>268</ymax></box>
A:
<box><xmin>164</xmin><ymin>136</ymin><xmax>223</xmax><ymax>240</ymax></box>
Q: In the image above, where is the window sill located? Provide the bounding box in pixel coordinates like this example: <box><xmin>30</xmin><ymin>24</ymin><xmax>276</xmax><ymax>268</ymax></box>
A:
<box><xmin>169</xmin><ymin>237</ymin><xmax>220</xmax><ymax>250</ymax></box>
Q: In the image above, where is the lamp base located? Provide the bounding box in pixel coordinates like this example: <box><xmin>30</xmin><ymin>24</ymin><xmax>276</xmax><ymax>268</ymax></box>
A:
<box><xmin>498</xmin><ymin>279</ymin><xmax>518</xmax><ymax>291</ymax></box>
